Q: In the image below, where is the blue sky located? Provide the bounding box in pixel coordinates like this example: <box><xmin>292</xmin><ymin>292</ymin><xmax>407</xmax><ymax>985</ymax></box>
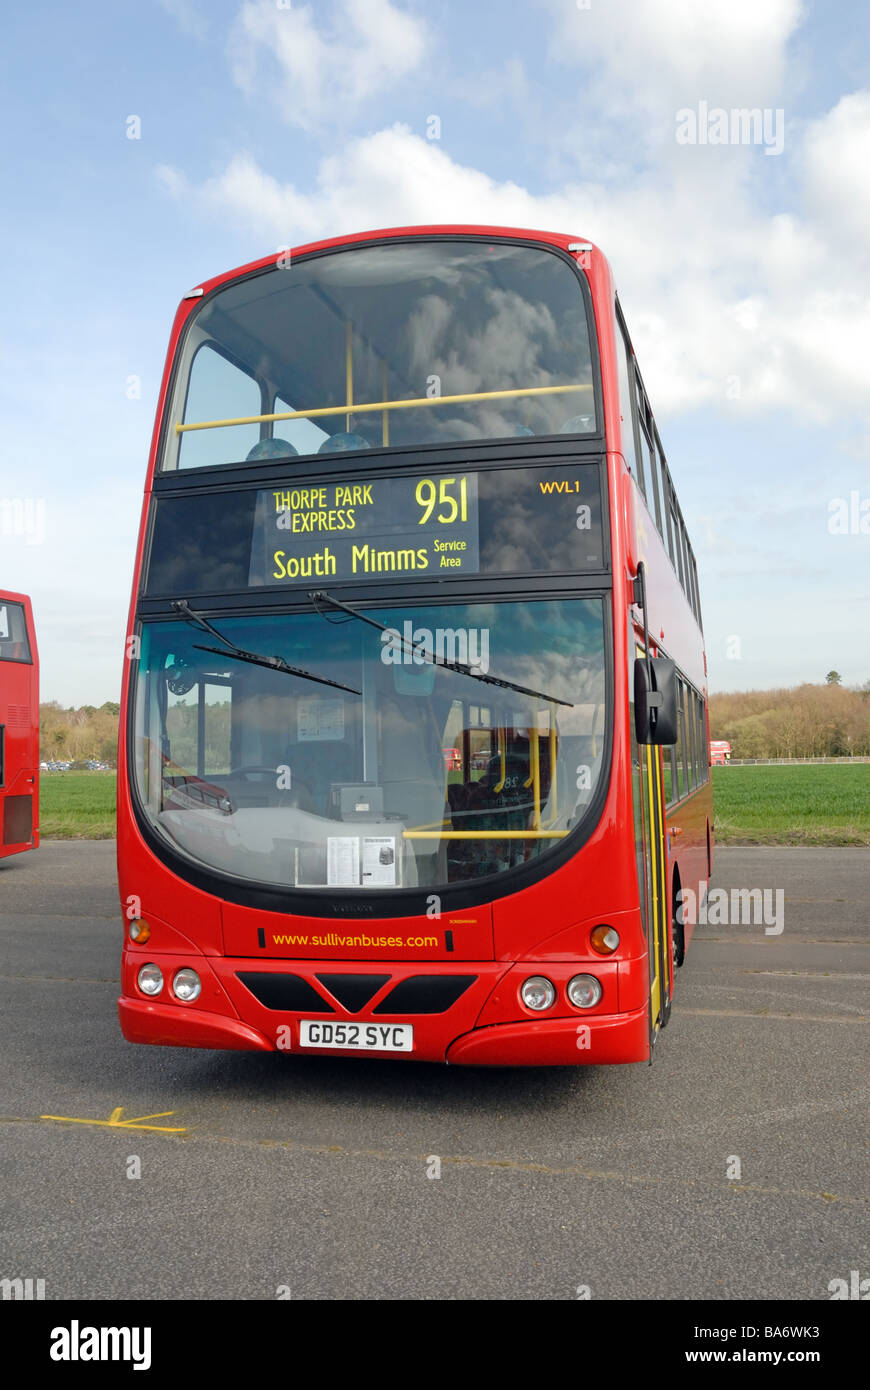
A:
<box><xmin>1</xmin><ymin>0</ymin><xmax>868</xmax><ymax>704</ymax></box>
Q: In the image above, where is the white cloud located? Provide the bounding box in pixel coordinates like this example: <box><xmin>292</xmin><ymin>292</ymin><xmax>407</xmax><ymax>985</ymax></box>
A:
<box><xmin>229</xmin><ymin>0</ymin><xmax>429</xmax><ymax>128</ymax></box>
<box><xmin>803</xmin><ymin>90</ymin><xmax>870</xmax><ymax>253</ymax></box>
<box><xmin>546</xmin><ymin>0</ymin><xmax>804</xmax><ymax>112</ymax></box>
<box><xmin>157</xmin><ymin>106</ymin><xmax>870</xmax><ymax>428</ymax></box>
<box><xmin>153</xmin><ymin>1</ymin><xmax>870</xmax><ymax>447</ymax></box>
<box><xmin>157</xmin><ymin>130</ymin><xmax>551</xmax><ymax>244</ymax></box>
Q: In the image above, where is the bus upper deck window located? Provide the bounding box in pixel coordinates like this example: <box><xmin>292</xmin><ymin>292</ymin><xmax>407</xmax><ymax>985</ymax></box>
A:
<box><xmin>165</xmin><ymin>241</ymin><xmax>598</xmax><ymax>470</ymax></box>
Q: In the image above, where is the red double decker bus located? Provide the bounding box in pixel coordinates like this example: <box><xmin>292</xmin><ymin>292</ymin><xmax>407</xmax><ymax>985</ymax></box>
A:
<box><xmin>117</xmin><ymin>226</ymin><xmax>713</xmax><ymax>1065</ymax></box>
<box><xmin>0</xmin><ymin>590</ymin><xmax>39</xmax><ymax>859</ymax></box>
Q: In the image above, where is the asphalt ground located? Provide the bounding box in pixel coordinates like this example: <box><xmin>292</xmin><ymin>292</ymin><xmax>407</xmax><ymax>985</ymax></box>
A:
<box><xmin>0</xmin><ymin>841</ymin><xmax>867</xmax><ymax>1301</ymax></box>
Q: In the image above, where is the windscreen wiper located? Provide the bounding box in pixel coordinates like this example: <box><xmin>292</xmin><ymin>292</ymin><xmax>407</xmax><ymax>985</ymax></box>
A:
<box><xmin>308</xmin><ymin>591</ymin><xmax>573</xmax><ymax>708</ymax></box>
<box><xmin>171</xmin><ymin>599</ymin><xmax>361</xmax><ymax>695</ymax></box>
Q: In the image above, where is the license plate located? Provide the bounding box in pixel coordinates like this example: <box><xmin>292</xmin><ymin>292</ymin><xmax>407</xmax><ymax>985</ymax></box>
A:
<box><xmin>298</xmin><ymin>1020</ymin><xmax>414</xmax><ymax>1052</ymax></box>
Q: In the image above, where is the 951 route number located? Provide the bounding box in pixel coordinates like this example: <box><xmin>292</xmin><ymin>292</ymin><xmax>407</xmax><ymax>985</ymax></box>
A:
<box><xmin>298</xmin><ymin>1020</ymin><xmax>414</xmax><ymax>1052</ymax></box>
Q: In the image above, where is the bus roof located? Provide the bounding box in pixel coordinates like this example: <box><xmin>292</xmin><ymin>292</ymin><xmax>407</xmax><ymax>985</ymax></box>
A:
<box><xmin>182</xmin><ymin>225</ymin><xmax>606</xmax><ymax>304</ymax></box>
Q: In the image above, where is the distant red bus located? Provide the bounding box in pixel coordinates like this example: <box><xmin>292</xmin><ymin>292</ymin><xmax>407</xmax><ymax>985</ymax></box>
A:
<box><xmin>117</xmin><ymin>225</ymin><xmax>713</xmax><ymax>1065</ymax></box>
<box><xmin>710</xmin><ymin>741</ymin><xmax>731</xmax><ymax>766</ymax></box>
<box><xmin>0</xmin><ymin>591</ymin><xmax>39</xmax><ymax>858</ymax></box>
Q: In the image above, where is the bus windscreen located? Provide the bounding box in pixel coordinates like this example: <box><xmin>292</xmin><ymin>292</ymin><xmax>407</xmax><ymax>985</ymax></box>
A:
<box><xmin>131</xmin><ymin>598</ymin><xmax>607</xmax><ymax>893</ymax></box>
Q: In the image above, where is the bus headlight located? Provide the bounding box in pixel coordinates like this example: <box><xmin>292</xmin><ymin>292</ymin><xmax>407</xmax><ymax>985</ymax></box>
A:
<box><xmin>137</xmin><ymin>963</ymin><xmax>163</xmax><ymax>996</ymax></box>
<box><xmin>590</xmin><ymin>924</ymin><xmax>620</xmax><ymax>955</ymax></box>
<box><xmin>520</xmin><ymin>976</ymin><xmax>556</xmax><ymax>1011</ymax></box>
<box><xmin>172</xmin><ymin>968</ymin><xmax>202</xmax><ymax>1002</ymax></box>
<box><xmin>567</xmin><ymin>975</ymin><xmax>602</xmax><ymax>1009</ymax></box>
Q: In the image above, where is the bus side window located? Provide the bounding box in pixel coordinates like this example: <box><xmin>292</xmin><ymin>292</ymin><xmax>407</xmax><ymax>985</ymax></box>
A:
<box><xmin>661</xmin><ymin>467</ymin><xmax>676</xmax><ymax>568</ymax></box>
<box><xmin>634</xmin><ymin>379</ymin><xmax>648</xmax><ymax>502</ymax></box>
<box><xmin>680</xmin><ymin>681</ymin><xmax>690</xmax><ymax>794</ymax></box>
<box><xmin>649</xmin><ymin>433</ymin><xmax>665</xmax><ymax>537</ymax></box>
<box><xmin>661</xmin><ymin>744</ymin><xmax>673</xmax><ymax>803</ymax></box>
<box><xmin>678</xmin><ymin>518</ymin><xmax>690</xmax><ymax>599</ymax></box>
<box><xmin>673</xmin><ymin>682</ymin><xmax>685</xmax><ymax>799</ymax></box>
<box><xmin>614</xmin><ymin>305</ymin><xmax>640</xmax><ymax>477</ymax></box>
<box><xmin>686</xmin><ymin>684</ymin><xmax>697</xmax><ymax>788</ymax></box>
<box><xmin>698</xmin><ymin>697</ymin><xmax>707</xmax><ymax>779</ymax></box>
<box><xmin>671</xmin><ymin>508</ymin><xmax>685</xmax><ymax>588</ymax></box>
<box><xmin>179</xmin><ymin>344</ymin><xmax>262</xmax><ymax>470</ymax></box>
<box><xmin>0</xmin><ymin>602</ymin><xmax>30</xmax><ymax>661</ymax></box>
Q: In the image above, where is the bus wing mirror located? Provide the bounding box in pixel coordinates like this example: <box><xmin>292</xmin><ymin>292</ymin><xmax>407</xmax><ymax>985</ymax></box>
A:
<box><xmin>634</xmin><ymin>657</ymin><xmax>678</xmax><ymax>745</ymax></box>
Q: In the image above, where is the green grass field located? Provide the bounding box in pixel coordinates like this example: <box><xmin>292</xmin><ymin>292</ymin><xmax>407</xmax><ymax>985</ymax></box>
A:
<box><xmin>35</xmin><ymin>765</ymin><xmax>870</xmax><ymax>845</ymax></box>
<box><xmin>39</xmin><ymin>772</ymin><xmax>117</xmax><ymax>839</ymax></box>
<box><xmin>712</xmin><ymin>764</ymin><xmax>870</xmax><ymax>846</ymax></box>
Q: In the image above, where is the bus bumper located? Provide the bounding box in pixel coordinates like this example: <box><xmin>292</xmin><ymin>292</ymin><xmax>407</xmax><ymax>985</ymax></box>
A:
<box><xmin>446</xmin><ymin>1006</ymin><xmax>649</xmax><ymax>1066</ymax></box>
<box><xmin>118</xmin><ymin>993</ymin><xmax>648</xmax><ymax>1063</ymax></box>
<box><xmin>118</xmin><ymin>952</ymin><xmax>649</xmax><ymax>1064</ymax></box>
<box><xmin>118</xmin><ymin>996</ymin><xmax>272</xmax><ymax>1051</ymax></box>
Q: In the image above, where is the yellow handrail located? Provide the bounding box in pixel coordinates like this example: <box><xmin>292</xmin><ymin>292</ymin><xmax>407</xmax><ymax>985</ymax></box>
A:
<box><xmin>549</xmin><ymin>720</ymin><xmax>557</xmax><ymax>813</ymax></box>
<box><xmin>492</xmin><ymin>726</ymin><xmax>507</xmax><ymax>794</ymax></box>
<box><xmin>175</xmin><ymin>382</ymin><xmax>592</xmax><ymax>434</ymax></box>
<box><xmin>530</xmin><ymin>730</ymin><xmax>541</xmax><ymax>831</ymax></box>
<box><xmin>403</xmin><ymin>830</ymin><xmax>567</xmax><ymax>840</ymax></box>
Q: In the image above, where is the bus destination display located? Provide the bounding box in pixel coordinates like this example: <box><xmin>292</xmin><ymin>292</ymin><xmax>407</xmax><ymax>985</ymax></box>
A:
<box><xmin>248</xmin><ymin>473</ymin><xmax>480</xmax><ymax>586</ymax></box>
<box><xmin>144</xmin><ymin>462</ymin><xmax>606</xmax><ymax>597</ymax></box>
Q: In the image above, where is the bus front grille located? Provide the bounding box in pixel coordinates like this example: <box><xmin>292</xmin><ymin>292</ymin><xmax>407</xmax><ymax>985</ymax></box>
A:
<box><xmin>236</xmin><ymin>971</ymin><xmax>477</xmax><ymax>1015</ymax></box>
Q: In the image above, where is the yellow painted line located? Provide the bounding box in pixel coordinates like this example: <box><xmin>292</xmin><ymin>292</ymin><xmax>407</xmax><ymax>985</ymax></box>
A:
<box><xmin>2</xmin><ymin>1117</ymin><xmax>860</xmax><ymax>1207</ymax></box>
<box><xmin>41</xmin><ymin>1106</ymin><xmax>186</xmax><ymax>1133</ymax></box>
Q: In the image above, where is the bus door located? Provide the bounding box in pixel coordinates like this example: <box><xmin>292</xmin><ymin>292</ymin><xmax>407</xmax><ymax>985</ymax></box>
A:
<box><xmin>632</xmin><ymin>643</ymin><xmax>672</xmax><ymax>1044</ymax></box>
